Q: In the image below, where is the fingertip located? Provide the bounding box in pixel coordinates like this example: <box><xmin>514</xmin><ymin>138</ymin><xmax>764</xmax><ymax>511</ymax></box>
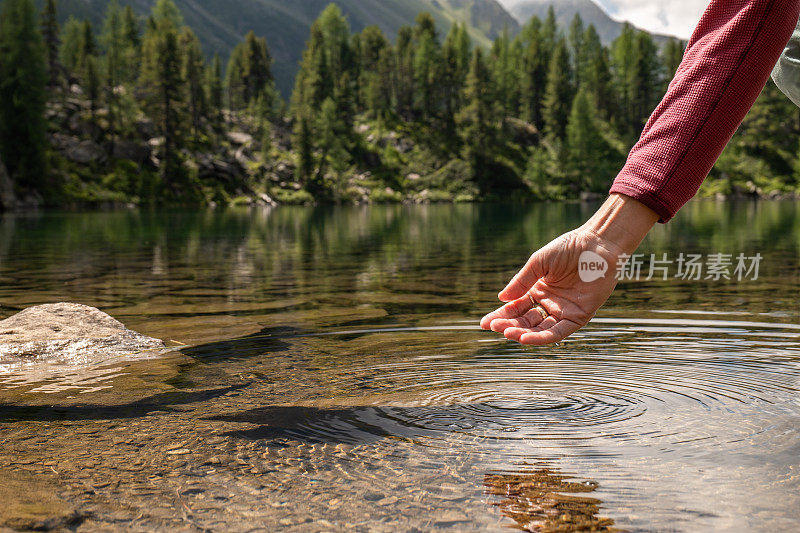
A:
<box><xmin>490</xmin><ymin>319</ymin><xmax>507</xmax><ymax>333</ymax></box>
<box><xmin>503</xmin><ymin>327</ymin><xmax>525</xmax><ymax>342</ymax></box>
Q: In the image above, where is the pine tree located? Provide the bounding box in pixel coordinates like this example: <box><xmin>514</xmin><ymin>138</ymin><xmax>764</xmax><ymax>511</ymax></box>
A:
<box><xmin>520</xmin><ymin>18</ymin><xmax>549</xmax><ymax>130</ymax></box>
<box><xmin>542</xmin><ymin>39</ymin><xmax>574</xmax><ymax>140</ymax></box>
<box><xmin>357</xmin><ymin>25</ymin><xmax>388</xmax><ymax>109</ymax></box>
<box><xmin>80</xmin><ymin>20</ymin><xmax>95</xmax><ymax>63</ymax></box>
<box><xmin>59</xmin><ymin>16</ymin><xmax>82</xmax><ymax>72</ymax></box>
<box><xmin>181</xmin><ymin>28</ymin><xmax>207</xmax><ymax>140</ymax></box>
<box><xmin>611</xmin><ymin>23</ymin><xmax>637</xmax><ymax>133</ymax></box>
<box><xmin>226</xmin><ymin>31</ymin><xmax>273</xmax><ymax>110</ymax></box>
<box><xmin>365</xmin><ymin>45</ymin><xmax>394</xmax><ymax>121</ymax></box>
<box><xmin>394</xmin><ymin>26</ymin><xmax>415</xmax><ymax>120</ymax></box>
<box><xmin>457</xmin><ymin>47</ymin><xmax>497</xmax><ymax>188</ymax></box>
<box><xmin>59</xmin><ymin>17</ymin><xmax>95</xmax><ymax>78</ymax></box>
<box><xmin>441</xmin><ymin>22</ymin><xmax>470</xmax><ymax>129</ymax></box>
<box><xmin>568</xmin><ymin>13</ymin><xmax>586</xmax><ymax>88</ymax></box>
<box><xmin>662</xmin><ymin>37</ymin><xmax>684</xmax><ymax>81</ymax></box>
<box><xmin>206</xmin><ymin>53</ymin><xmax>223</xmax><ymax>130</ymax></box>
<box><xmin>490</xmin><ymin>28</ymin><xmax>519</xmax><ymax>118</ymax></box>
<box><xmin>101</xmin><ymin>0</ymin><xmax>125</xmax><ymax>145</ymax></box>
<box><xmin>139</xmin><ymin>0</ymin><xmax>186</xmax><ymax>189</ymax></box>
<box><xmin>565</xmin><ymin>88</ymin><xmax>612</xmax><ymax>192</ymax></box>
<box><xmin>40</xmin><ymin>0</ymin><xmax>59</xmax><ymax>87</ymax></box>
<box><xmin>412</xmin><ymin>12</ymin><xmax>440</xmax><ymax>121</ymax></box>
<box><xmin>120</xmin><ymin>4</ymin><xmax>141</xmax><ymax>84</ymax></box>
<box><xmin>0</xmin><ymin>0</ymin><xmax>48</xmax><ymax>189</ymax></box>
<box><xmin>85</xmin><ymin>54</ymin><xmax>100</xmax><ymax>137</ymax></box>
<box><xmin>633</xmin><ymin>31</ymin><xmax>663</xmax><ymax>130</ymax></box>
<box><xmin>583</xmin><ymin>25</ymin><xmax>614</xmax><ymax>119</ymax></box>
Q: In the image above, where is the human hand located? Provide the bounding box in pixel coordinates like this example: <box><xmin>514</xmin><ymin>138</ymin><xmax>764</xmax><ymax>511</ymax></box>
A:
<box><xmin>480</xmin><ymin>194</ymin><xmax>659</xmax><ymax>345</ymax></box>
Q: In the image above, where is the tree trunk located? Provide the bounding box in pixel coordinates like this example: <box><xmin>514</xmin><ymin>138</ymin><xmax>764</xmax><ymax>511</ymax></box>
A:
<box><xmin>0</xmin><ymin>154</ymin><xmax>17</xmax><ymax>210</ymax></box>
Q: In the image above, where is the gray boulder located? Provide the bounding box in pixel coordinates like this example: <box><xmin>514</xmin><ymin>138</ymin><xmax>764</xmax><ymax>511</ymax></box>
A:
<box><xmin>0</xmin><ymin>303</ymin><xmax>165</xmax><ymax>360</ymax></box>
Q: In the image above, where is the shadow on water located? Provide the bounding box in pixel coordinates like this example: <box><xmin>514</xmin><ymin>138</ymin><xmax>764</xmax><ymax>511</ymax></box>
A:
<box><xmin>179</xmin><ymin>325</ymin><xmax>298</xmax><ymax>361</ymax></box>
<box><xmin>0</xmin><ymin>384</ymin><xmax>248</xmax><ymax>422</ymax></box>
<box><xmin>484</xmin><ymin>469</ymin><xmax>619</xmax><ymax>533</ymax></box>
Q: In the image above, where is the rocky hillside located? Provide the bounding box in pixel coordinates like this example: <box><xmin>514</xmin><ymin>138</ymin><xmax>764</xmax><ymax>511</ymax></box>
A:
<box><xmin>508</xmin><ymin>0</ymin><xmax>672</xmax><ymax>45</ymax></box>
<box><xmin>32</xmin><ymin>0</ymin><xmax>519</xmax><ymax>95</ymax></box>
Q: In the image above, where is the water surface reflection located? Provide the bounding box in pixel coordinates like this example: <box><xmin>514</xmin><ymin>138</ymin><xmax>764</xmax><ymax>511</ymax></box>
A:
<box><xmin>0</xmin><ymin>202</ymin><xmax>798</xmax><ymax>531</ymax></box>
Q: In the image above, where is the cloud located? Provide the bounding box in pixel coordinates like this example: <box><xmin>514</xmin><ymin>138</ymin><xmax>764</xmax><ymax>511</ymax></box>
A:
<box><xmin>500</xmin><ymin>0</ymin><xmax>711</xmax><ymax>40</ymax></box>
<box><xmin>596</xmin><ymin>0</ymin><xmax>710</xmax><ymax>39</ymax></box>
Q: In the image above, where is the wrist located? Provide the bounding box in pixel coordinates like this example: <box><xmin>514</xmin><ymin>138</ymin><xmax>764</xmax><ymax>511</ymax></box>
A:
<box><xmin>580</xmin><ymin>193</ymin><xmax>659</xmax><ymax>254</ymax></box>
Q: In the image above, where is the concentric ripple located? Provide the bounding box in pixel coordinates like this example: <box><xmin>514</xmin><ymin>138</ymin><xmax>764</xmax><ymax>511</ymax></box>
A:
<box><xmin>260</xmin><ymin>318</ymin><xmax>800</xmax><ymax>458</ymax></box>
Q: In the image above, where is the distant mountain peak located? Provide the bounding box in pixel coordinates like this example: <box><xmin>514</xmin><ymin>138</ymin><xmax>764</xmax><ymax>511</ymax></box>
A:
<box><xmin>507</xmin><ymin>0</ymin><xmax>676</xmax><ymax>45</ymax></box>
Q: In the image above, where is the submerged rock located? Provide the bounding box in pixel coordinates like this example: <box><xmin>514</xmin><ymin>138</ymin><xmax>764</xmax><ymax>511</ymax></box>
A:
<box><xmin>0</xmin><ymin>303</ymin><xmax>165</xmax><ymax>360</ymax></box>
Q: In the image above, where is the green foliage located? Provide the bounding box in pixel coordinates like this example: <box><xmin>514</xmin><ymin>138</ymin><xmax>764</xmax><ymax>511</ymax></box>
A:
<box><xmin>139</xmin><ymin>0</ymin><xmax>187</xmax><ymax>192</ymax></box>
<box><xmin>226</xmin><ymin>31</ymin><xmax>274</xmax><ymax>110</ymax></box>
<box><xmin>40</xmin><ymin>0</ymin><xmax>58</xmax><ymax>86</ymax></box>
<box><xmin>0</xmin><ymin>0</ymin><xmax>48</xmax><ymax>189</ymax></box>
<box><xmin>564</xmin><ymin>88</ymin><xmax>622</xmax><ymax>192</ymax></box>
<box><xmin>2</xmin><ymin>0</ymin><xmax>798</xmax><ymax>207</ymax></box>
<box><xmin>542</xmin><ymin>39</ymin><xmax>574</xmax><ymax>140</ymax></box>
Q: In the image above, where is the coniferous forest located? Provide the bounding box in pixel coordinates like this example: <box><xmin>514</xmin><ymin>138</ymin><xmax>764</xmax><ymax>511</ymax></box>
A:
<box><xmin>0</xmin><ymin>0</ymin><xmax>799</xmax><ymax>208</ymax></box>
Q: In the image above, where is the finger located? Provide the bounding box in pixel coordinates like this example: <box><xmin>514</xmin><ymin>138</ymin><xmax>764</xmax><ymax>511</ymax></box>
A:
<box><xmin>519</xmin><ymin>319</ymin><xmax>582</xmax><ymax>346</ymax></box>
<box><xmin>489</xmin><ymin>308</ymin><xmax>547</xmax><ymax>332</ymax></box>
<box><xmin>498</xmin><ymin>252</ymin><xmax>544</xmax><ymax>302</ymax></box>
<box><xmin>480</xmin><ymin>294</ymin><xmax>534</xmax><ymax>330</ymax></box>
<box><xmin>502</xmin><ymin>315</ymin><xmax>559</xmax><ymax>342</ymax></box>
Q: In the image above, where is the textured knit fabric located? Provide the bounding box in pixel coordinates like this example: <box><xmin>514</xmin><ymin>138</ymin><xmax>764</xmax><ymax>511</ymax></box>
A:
<box><xmin>772</xmin><ymin>13</ymin><xmax>800</xmax><ymax>107</ymax></box>
<box><xmin>610</xmin><ymin>0</ymin><xmax>800</xmax><ymax>222</ymax></box>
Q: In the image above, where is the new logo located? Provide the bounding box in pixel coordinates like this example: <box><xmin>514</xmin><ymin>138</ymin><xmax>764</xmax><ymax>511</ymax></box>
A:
<box><xmin>578</xmin><ymin>251</ymin><xmax>608</xmax><ymax>282</ymax></box>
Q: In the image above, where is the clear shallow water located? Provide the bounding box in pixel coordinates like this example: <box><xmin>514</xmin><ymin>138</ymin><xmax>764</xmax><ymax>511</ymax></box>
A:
<box><xmin>0</xmin><ymin>201</ymin><xmax>798</xmax><ymax>531</ymax></box>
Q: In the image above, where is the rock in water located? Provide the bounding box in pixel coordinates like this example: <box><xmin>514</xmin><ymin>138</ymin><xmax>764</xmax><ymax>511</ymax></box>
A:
<box><xmin>0</xmin><ymin>303</ymin><xmax>165</xmax><ymax>360</ymax></box>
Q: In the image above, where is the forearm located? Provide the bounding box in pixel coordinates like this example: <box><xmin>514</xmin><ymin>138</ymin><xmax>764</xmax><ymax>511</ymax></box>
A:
<box><xmin>612</xmin><ymin>0</ymin><xmax>800</xmax><ymax>222</ymax></box>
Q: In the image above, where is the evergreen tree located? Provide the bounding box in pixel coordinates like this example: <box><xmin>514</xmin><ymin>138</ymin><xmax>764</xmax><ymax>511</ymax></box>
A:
<box><xmin>412</xmin><ymin>12</ymin><xmax>440</xmax><ymax>120</ymax></box>
<box><xmin>541</xmin><ymin>38</ymin><xmax>574</xmax><ymax>140</ymax></box>
<box><xmin>633</xmin><ymin>31</ymin><xmax>663</xmax><ymax>127</ymax></box>
<box><xmin>40</xmin><ymin>0</ymin><xmax>59</xmax><ymax>87</ymax></box>
<box><xmin>357</xmin><ymin>25</ymin><xmax>388</xmax><ymax>109</ymax></box>
<box><xmin>226</xmin><ymin>31</ymin><xmax>273</xmax><ymax>110</ymax></box>
<box><xmin>181</xmin><ymin>27</ymin><xmax>207</xmax><ymax>139</ymax></box>
<box><xmin>206</xmin><ymin>53</ymin><xmax>223</xmax><ymax>130</ymax></box>
<box><xmin>290</xmin><ymin>5</ymin><xmax>357</xmax><ymax>193</ymax></box>
<box><xmin>568</xmin><ymin>13</ymin><xmax>586</xmax><ymax>87</ymax></box>
<box><xmin>394</xmin><ymin>26</ymin><xmax>415</xmax><ymax>120</ymax></box>
<box><xmin>490</xmin><ymin>28</ymin><xmax>519</xmax><ymax>118</ymax></box>
<box><xmin>520</xmin><ymin>17</ymin><xmax>549</xmax><ymax>130</ymax></box>
<box><xmin>58</xmin><ymin>16</ymin><xmax>82</xmax><ymax>72</ymax></box>
<box><xmin>441</xmin><ymin>22</ymin><xmax>470</xmax><ymax>124</ymax></box>
<box><xmin>80</xmin><ymin>19</ymin><xmax>96</xmax><ymax>62</ymax></box>
<box><xmin>565</xmin><ymin>88</ymin><xmax>617</xmax><ymax>192</ymax></box>
<box><xmin>59</xmin><ymin>16</ymin><xmax>96</xmax><ymax>78</ymax></box>
<box><xmin>85</xmin><ymin>53</ymin><xmax>100</xmax><ymax>137</ymax></box>
<box><xmin>0</xmin><ymin>0</ymin><xmax>48</xmax><ymax>189</ymax></box>
<box><xmin>139</xmin><ymin>0</ymin><xmax>186</xmax><ymax>189</ymax></box>
<box><xmin>662</xmin><ymin>37</ymin><xmax>684</xmax><ymax>81</ymax></box>
<box><xmin>583</xmin><ymin>25</ymin><xmax>614</xmax><ymax>119</ymax></box>
<box><xmin>457</xmin><ymin>47</ymin><xmax>497</xmax><ymax>188</ymax></box>
<box><xmin>120</xmin><ymin>4</ymin><xmax>141</xmax><ymax>83</ymax></box>
<box><xmin>365</xmin><ymin>46</ymin><xmax>395</xmax><ymax>121</ymax></box>
<box><xmin>101</xmin><ymin>0</ymin><xmax>125</xmax><ymax>145</ymax></box>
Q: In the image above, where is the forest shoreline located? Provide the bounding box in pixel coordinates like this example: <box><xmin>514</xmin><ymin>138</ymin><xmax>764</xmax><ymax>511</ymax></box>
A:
<box><xmin>2</xmin><ymin>0</ymin><xmax>800</xmax><ymax>213</ymax></box>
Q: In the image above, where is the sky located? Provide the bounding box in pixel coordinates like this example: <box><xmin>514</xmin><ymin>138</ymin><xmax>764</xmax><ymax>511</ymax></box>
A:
<box><xmin>499</xmin><ymin>0</ymin><xmax>711</xmax><ymax>40</ymax></box>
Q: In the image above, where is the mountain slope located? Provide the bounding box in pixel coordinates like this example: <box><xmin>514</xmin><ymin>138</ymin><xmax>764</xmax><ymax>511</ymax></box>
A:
<box><xmin>32</xmin><ymin>0</ymin><xmax>519</xmax><ymax>96</ymax></box>
<box><xmin>508</xmin><ymin>0</ymin><xmax>673</xmax><ymax>45</ymax></box>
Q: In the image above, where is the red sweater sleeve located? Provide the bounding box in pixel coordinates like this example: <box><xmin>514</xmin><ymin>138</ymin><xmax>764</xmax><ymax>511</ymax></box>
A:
<box><xmin>610</xmin><ymin>0</ymin><xmax>800</xmax><ymax>222</ymax></box>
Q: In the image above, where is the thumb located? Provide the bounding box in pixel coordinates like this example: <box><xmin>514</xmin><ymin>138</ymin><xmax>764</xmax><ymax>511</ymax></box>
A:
<box><xmin>498</xmin><ymin>249</ymin><xmax>546</xmax><ymax>302</ymax></box>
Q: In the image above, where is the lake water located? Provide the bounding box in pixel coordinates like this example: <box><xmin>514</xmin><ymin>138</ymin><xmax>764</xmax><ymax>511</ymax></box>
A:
<box><xmin>0</xmin><ymin>201</ymin><xmax>798</xmax><ymax>531</ymax></box>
